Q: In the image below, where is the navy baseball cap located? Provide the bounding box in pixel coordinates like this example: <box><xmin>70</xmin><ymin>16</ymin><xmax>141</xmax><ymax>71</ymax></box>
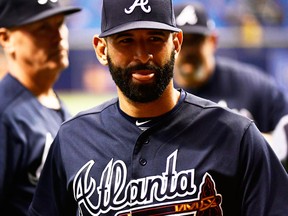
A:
<box><xmin>99</xmin><ymin>0</ymin><xmax>181</xmax><ymax>38</ymax></box>
<box><xmin>174</xmin><ymin>2</ymin><xmax>215</xmax><ymax>35</ymax></box>
<box><xmin>0</xmin><ymin>0</ymin><xmax>81</xmax><ymax>28</ymax></box>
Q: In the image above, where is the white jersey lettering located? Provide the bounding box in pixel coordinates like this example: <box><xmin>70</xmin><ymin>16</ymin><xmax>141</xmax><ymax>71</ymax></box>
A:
<box><xmin>28</xmin><ymin>132</ymin><xmax>53</xmax><ymax>185</ymax></box>
<box><xmin>73</xmin><ymin>150</ymin><xmax>198</xmax><ymax>215</ymax></box>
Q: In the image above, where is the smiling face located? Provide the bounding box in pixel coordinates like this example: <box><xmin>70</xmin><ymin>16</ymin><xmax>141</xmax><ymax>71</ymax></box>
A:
<box><xmin>107</xmin><ymin>46</ymin><xmax>175</xmax><ymax>103</ymax></box>
<box><xmin>95</xmin><ymin>29</ymin><xmax>182</xmax><ymax>103</ymax></box>
<box><xmin>5</xmin><ymin>14</ymin><xmax>69</xmax><ymax>77</ymax></box>
<box><xmin>174</xmin><ymin>33</ymin><xmax>216</xmax><ymax>88</ymax></box>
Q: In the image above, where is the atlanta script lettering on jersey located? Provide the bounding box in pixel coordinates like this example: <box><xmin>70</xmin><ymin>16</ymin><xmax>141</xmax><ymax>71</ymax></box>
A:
<box><xmin>73</xmin><ymin>150</ymin><xmax>223</xmax><ymax>215</ymax></box>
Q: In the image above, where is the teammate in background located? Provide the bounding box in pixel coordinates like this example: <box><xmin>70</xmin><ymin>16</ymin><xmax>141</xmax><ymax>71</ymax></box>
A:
<box><xmin>29</xmin><ymin>0</ymin><xmax>288</xmax><ymax>215</ymax></box>
<box><xmin>0</xmin><ymin>0</ymin><xmax>80</xmax><ymax>215</ymax></box>
<box><xmin>174</xmin><ymin>1</ymin><xmax>288</xmax><ymax>169</ymax></box>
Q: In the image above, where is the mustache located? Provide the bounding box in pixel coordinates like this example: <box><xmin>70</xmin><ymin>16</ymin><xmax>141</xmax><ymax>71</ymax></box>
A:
<box><xmin>127</xmin><ymin>63</ymin><xmax>159</xmax><ymax>72</ymax></box>
<box><xmin>184</xmin><ymin>55</ymin><xmax>202</xmax><ymax>65</ymax></box>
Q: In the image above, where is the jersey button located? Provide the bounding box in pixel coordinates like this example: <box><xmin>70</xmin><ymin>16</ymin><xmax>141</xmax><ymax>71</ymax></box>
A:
<box><xmin>144</xmin><ymin>139</ymin><xmax>150</xmax><ymax>145</ymax></box>
<box><xmin>139</xmin><ymin>158</ymin><xmax>147</xmax><ymax>166</ymax></box>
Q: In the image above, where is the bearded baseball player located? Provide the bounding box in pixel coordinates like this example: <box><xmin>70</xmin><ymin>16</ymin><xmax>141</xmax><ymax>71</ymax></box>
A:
<box><xmin>29</xmin><ymin>0</ymin><xmax>288</xmax><ymax>215</ymax></box>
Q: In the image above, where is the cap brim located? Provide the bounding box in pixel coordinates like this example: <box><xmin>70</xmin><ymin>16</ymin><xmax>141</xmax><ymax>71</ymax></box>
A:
<box><xmin>180</xmin><ymin>26</ymin><xmax>212</xmax><ymax>35</ymax></box>
<box><xmin>99</xmin><ymin>21</ymin><xmax>181</xmax><ymax>38</ymax></box>
<box><xmin>19</xmin><ymin>6</ymin><xmax>81</xmax><ymax>27</ymax></box>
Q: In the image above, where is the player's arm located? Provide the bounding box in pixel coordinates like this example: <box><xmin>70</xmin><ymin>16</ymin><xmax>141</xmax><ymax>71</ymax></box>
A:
<box><xmin>261</xmin><ymin>77</ymin><xmax>288</xmax><ymax>166</ymax></box>
<box><xmin>240</xmin><ymin>123</ymin><xmax>288</xmax><ymax>215</ymax></box>
<box><xmin>262</xmin><ymin>115</ymin><xmax>288</xmax><ymax>162</ymax></box>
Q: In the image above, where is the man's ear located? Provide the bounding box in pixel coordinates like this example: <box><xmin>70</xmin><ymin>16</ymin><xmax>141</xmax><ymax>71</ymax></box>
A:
<box><xmin>93</xmin><ymin>35</ymin><xmax>108</xmax><ymax>65</ymax></box>
<box><xmin>0</xmin><ymin>28</ymin><xmax>14</xmax><ymax>54</ymax></box>
<box><xmin>173</xmin><ymin>31</ymin><xmax>183</xmax><ymax>59</ymax></box>
<box><xmin>0</xmin><ymin>28</ymin><xmax>9</xmax><ymax>47</ymax></box>
<box><xmin>210</xmin><ymin>33</ymin><xmax>218</xmax><ymax>53</ymax></box>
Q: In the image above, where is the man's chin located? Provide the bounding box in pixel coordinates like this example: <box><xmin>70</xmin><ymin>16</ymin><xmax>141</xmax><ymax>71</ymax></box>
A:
<box><xmin>47</xmin><ymin>61</ymin><xmax>68</xmax><ymax>72</ymax></box>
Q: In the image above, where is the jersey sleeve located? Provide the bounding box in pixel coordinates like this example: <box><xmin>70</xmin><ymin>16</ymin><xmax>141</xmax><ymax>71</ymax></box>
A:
<box><xmin>29</xmin><ymin>134</ymin><xmax>78</xmax><ymax>216</ymax></box>
<box><xmin>240</xmin><ymin>122</ymin><xmax>288</xmax><ymax>215</ymax></box>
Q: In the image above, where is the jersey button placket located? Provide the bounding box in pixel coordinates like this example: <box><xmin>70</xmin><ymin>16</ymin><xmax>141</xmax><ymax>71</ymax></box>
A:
<box><xmin>132</xmin><ymin>133</ymin><xmax>151</xmax><ymax>178</ymax></box>
<box><xmin>138</xmin><ymin>137</ymin><xmax>149</xmax><ymax>166</ymax></box>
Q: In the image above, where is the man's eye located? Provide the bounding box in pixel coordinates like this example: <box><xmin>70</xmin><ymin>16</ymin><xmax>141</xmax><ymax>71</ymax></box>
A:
<box><xmin>35</xmin><ymin>25</ymin><xmax>47</xmax><ymax>32</ymax></box>
<box><xmin>119</xmin><ymin>38</ymin><xmax>133</xmax><ymax>44</ymax></box>
<box><xmin>150</xmin><ymin>36</ymin><xmax>164</xmax><ymax>42</ymax></box>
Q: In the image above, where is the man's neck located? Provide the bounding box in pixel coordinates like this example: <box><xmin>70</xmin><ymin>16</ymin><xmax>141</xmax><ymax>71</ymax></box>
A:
<box><xmin>9</xmin><ymin>68</ymin><xmax>61</xmax><ymax>109</ymax></box>
<box><xmin>118</xmin><ymin>84</ymin><xmax>180</xmax><ymax>118</ymax></box>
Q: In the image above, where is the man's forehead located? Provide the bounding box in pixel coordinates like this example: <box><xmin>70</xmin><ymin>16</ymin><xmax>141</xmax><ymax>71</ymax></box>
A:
<box><xmin>10</xmin><ymin>14</ymin><xmax>65</xmax><ymax>31</ymax></box>
<box><xmin>183</xmin><ymin>33</ymin><xmax>206</xmax><ymax>42</ymax></box>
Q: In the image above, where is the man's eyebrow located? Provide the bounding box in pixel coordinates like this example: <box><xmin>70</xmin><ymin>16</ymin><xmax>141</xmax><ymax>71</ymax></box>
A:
<box><xmin>114</xmin><ymin>32</ymin><xmax>133</xmax><ymax>39</ymax></box>
<box><xmin>113</xmin><ymin>30</ymin><xmax>169</xmax><ymax>39</ymax></box>
<box><xmin>146</xmin><ymin>30</ymin><xmax>168</xmax><ymax>36</ymax></box>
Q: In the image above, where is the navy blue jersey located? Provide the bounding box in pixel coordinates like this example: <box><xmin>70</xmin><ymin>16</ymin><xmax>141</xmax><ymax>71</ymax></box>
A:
<box><xmin>29</xmin><ymin>90</ymin><xmax>288</xmax><ymax>216</ymax></box>
<box><xmin>0</xmin><ymin>74</ymin><xmax>71</xmax><ymax>215</ymax></box>
<box><xmin>179</xmin><ymin>57</ymin><xmax>288</xmax><ymax>133</ymax></box>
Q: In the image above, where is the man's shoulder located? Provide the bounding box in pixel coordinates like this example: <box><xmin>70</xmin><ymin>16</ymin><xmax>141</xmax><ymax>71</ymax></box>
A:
<box><xmin>216</xmin><ymin>57</ymin><xmax>270</xmax><ymax>78</ymax></box>
<box><xmin>183</xmin><ymin>91</ymin><xmax>253</xmax><ymax>125</ymax></box>
<box><xmin>215</xmin><ymin>57</ymin><xmax>275</xmax><ymax>86</ymax></box>
<box><xmin>62</xmin><ymin>97</ymin><xmax>119</xmax><ymax>125</ymax></box>
<box><xmin>0</xmin><ymin>74</ymin><xmax>26</xmax><ymax>114</ymax></box>
<box><xmin>184</xmin><ymin>92</ymin><xmax>216</xmax><ymax>108</ymax></box>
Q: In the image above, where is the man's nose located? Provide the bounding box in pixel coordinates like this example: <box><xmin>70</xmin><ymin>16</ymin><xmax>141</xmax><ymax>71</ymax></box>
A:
<box><xmin>133</xmin><ymin>43</ymin><xmax>153</xmax><ymax>63</ymax></box>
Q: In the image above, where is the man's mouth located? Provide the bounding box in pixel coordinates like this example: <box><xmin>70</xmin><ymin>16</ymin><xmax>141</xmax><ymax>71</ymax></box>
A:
<box><xmin>132</xmin><ymin>70</ymin><xmax>155</xmax><ymax>82</ymax></box>
<box><xmin>178</xmin><ymin>64</ymin><xmax>194</xmax><ymax>78</ymax></box>
<box><xmin>178</xmin><ymin>63</ymin><xmax>205</xmax><ymax>81</ymax></box>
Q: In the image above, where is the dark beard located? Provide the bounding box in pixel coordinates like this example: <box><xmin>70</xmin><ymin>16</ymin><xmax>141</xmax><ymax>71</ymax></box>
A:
<box><xmin>107</xmin><ymin>51</ymin><xmax>175</xmax><ymax>103</ymax></box>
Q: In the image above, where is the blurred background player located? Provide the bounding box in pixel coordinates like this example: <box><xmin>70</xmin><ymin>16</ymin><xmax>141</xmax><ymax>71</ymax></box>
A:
<box><xmin>0</xmin><ymin>0</ymin><xmax>80</xmax><ymax>215</ymax></box>
<box><xmin>174</xmin><ymin>1</ymin><xmax>288</xmax><ymax>169</ymax></box>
